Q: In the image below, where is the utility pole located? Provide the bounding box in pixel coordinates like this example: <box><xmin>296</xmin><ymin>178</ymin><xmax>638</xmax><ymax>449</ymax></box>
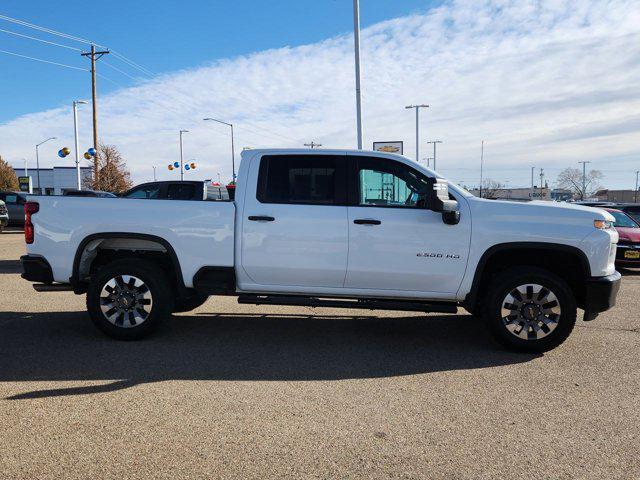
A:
<box><xmin>426</xmin><ymin>140</ymin><xmax>442</xmax><ymax>170</ymax></box>
<box><xmin>635</xmin><ymin>170</ymin><xmax>639</xmax><ymax>203</ymax></box>
<box><xmin>353</xmin><ymin>0</ymin><xmax>363</xmax><ymax>149</ymax></box>
<box><xmin>479</xmin><ymin>140</ymin><xmax>484</xmax><ymax>198</ymax></box>
<box><xmin>539</xmin><ymin>168</ymin><xmax>545</xmax><ymax>200</ymax></box>
<box><xmin>304</xmin><ymin>141</ymin><xmax>322</xmax><ymax>149</ymax></box>
<box><xmin>578</xmin><ymin>161</ymin><xmax>591</xmax><ymax>200</ymax></box>
<box><xmin>179</xmin><ymin>130</ymin><xmax>189</xmax><ymax>182</ymax></box>
<box><xmin>81</xmin><ymin>45</ymin><xmax>109</xmax><ymax>184</ymax></box>
<box><xmin>35</xmin><ymin>137</ymin><xmax>56</xmax><ymax>194</ymax></box>
<box><xmin>405</xmin><ymin>104</ymin><xmax>429</xmax><ymax>162</ymax></box>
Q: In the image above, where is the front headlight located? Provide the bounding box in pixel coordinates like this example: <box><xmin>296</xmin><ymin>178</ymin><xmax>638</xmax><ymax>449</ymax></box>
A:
<box><xmin>594</xmin><ymin>219</ymin><xmax>613</xmax><ymax>230</ymax></box>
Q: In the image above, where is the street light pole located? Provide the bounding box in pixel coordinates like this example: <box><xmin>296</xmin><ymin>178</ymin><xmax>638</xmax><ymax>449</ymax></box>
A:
<box><xmin>479</xmin><ymin>140</ymin><xmax>485</xmax><ymax>198</ymax></box>
<box><xmin>179</xmin><ymin>130</ymin><xmax>189</xmax><ymax>181</ymax></box>
<box><xmin>405</xmin><ymin>104</ymin><xmax>429</xmax><ymax>162</ymax></box>
<box><xmin>203</xmin><ymin>118</ymin><xmax>236</xmax><ymax>183</ymax></box>
<box><xmin>578</xmin><ymin>161</ymin><xmax>591</xmax><ymax>200</ymax></box>
<box><xmin>73</xmin><ymin>100</ymin><xmax>88</xmax><ymax>190</ymax></box>
<box><xmin>35</xmin><ymin>136</ymin><xmax>57</xmax><ymax>194</ymax></box>
<box><xmin>531</xmin><ymin>166</ymin><xmax>535</xmax><ymax>199</ymax></box>
<box><xmin>635</xmin><ymin>170</ymin><xmax>639</xmax><ymax>203</ymax></box>
<box><xmin>427</xmin><ymin>140</ymin><xmax>442</xmax><ymax>170</ymax></box>
<box><xmin>153</xmin><ymin>166</ymin><xmax>157</xmax><ymax>181</ymax></box>
<box><xmin>353</xmin><ymin>0</ymin><xmax>363</xmax><ymax>149</ymax></box>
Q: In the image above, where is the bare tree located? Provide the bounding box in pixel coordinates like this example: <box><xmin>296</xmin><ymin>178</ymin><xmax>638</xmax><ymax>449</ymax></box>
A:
<box><xmin>557</xmin><ymin>167</ymin><xmax>603</xmax><ymax>200</ymax></box>
<box><xmin>84</xmin><ymin>144</ymin><xmax>133</xmax><ymax>193</ymax></box>
<box><xmin>0</xmin><ymin>156</ymin><xmax>18</xmax><ymax>191</ymax></box>
<box><xmin>480</xmin><ymin>179</ymin><xmax>504</xmax><ymax>199</ymax></box>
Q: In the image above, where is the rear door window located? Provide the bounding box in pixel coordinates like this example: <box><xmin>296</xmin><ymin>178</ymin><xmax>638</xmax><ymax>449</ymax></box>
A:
<box><xmin>257</xmin><ymin>155</ymin><xmax>346</xmax><ymax>205</ymax></box>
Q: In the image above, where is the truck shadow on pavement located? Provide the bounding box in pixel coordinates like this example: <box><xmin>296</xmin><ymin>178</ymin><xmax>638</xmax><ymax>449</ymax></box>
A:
<box><xmin>0</xmin><ymin>311</ymin><xmax>539</xmax><ymax>400</ymax></box>
<box><xmin>0</xmin><ymin>260</ymin><xmax>22</xmax><ymax>274</ymax></box>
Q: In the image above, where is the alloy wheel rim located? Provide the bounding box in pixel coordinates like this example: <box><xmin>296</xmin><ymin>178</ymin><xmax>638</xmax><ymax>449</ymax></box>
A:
<box><xmin>501</xmin><ymin>283</ymin><xmax>561</xmax><ymax>340</ymax></box>
<box><xmin>99</xmin><ymin>275</ymin><xmax>153</xmax><ymax>328</ymax></box>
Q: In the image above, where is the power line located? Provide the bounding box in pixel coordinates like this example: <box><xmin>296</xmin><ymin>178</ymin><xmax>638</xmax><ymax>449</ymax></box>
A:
<box><xmin>0</xmin><ymin>13</ymin><xmax>105</xmax><ymax>47</ymax></box>
<box><xmin>0</xmin><ymin>48</ymin><xmax>87</xmax><ymax>71</ymax></box>
<box><xmin>0</xmin><ymin>27</ymin><xmax>82</xmax><ymax>50</ymax></box>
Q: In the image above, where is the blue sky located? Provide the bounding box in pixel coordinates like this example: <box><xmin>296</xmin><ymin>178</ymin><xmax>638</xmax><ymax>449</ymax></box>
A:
<box><xmin>0</xmin><ymin>0</ymin><xmax>438</xmax><ymax>121</ymax></box>
<box><xmin>0</xmin><ymin>0</ymin><xmax>639</xmax><ymax>190</ymax></box>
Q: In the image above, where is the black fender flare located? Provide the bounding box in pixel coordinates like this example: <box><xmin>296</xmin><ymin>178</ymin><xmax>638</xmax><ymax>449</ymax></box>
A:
<box><xmin>70</xmin><ymin>232</ymin><xmax>187</xmax><ymax>296</ymax></box>
<box><xmin>463</xmin><ymin>242</ymin><xmax>591</xmax><ymax>313</ymax></box>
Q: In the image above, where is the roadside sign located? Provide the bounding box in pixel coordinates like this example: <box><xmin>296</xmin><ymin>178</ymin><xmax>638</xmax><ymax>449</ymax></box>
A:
<box><xmin>373</xmin><ymin>141</ymin><xmax>403</xmax><ymax>155</ymax></box>
<box><xmin>18</xmin><ymin>176</ymin><xmax>32</xmax><ymax>194</ymax></box>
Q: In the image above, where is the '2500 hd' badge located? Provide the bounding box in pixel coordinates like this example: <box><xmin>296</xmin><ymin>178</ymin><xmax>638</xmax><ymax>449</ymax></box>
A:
<box><xmin>417</xmin><ymin>252</ymin><xmax>461</xmax><ymax>259</ymax></box>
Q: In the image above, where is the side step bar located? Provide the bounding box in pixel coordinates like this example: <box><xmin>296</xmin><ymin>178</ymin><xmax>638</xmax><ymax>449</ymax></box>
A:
<box><xmin>238</xmin><ymin>294</ymin><xmax>457</xmax><ymax>314</ymax></box>
<box><xmin>33</xmin><ymin>283</ymin><xmax>74</xmax><ymax>292</ymax></box>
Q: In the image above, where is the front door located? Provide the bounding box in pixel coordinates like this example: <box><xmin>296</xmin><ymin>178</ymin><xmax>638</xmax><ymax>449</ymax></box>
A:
<box><xmin>241</xmin><ymin>154</ymin><xmax>349</xmax><ymax>288</ymax></box>
<box><xmin>345</xmin><ymin>154</ymin><xmax>471</xmax><ymax>295</ymax></box>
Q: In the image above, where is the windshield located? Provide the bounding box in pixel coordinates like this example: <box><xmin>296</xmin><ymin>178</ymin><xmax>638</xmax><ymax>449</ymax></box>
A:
<box><xmin>609</xmin><ymin>210</ymin><xmax>639</xmax><ymax>228</ymax></box>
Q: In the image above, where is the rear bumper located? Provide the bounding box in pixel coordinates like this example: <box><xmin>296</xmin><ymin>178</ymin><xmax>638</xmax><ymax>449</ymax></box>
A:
<box><xmin>20</xmin><ymin>255</ymin><xmax>54</xmax><ymax>284</ymax></box>
<box><xmin>583</xmin><ymin>271</ymin><xmax>621</xmax><ymax>319</ymax></box>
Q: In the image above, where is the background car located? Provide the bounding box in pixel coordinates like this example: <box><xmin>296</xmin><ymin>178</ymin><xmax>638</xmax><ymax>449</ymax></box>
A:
<box><xmin>0</xmin><ymin>191</ymin><xmax>28</xmax><ymax>226</ymax></box>
<box><xmin>122</xmin><ymin>180</ymin><xmax>231</xmax><ymax>201</ymax></box>
<box><xmin>604</xmin><ymin>208</ymin><xmax>640</xmax><ymax>268</ymax></box>
<box><xmin>63</xmin><ymin>189</ymin><xmax>117</xmax><ymax>198</ymax></box>
<box><xmin>611</xmin><ymin>203</ymin><xmax>640</xmax><ymax>223</ymax></box>
<box><xmin>0</xmin><ymin>200</ymin><xmax>8</xmax><ymax>232</ymax></box>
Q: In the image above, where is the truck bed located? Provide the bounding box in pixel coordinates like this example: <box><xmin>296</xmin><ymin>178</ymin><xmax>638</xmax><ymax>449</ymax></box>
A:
<box><xmin>27</xmin><ymin>196</ymin><xmax>235</xmax><ymax>287</ymax></box>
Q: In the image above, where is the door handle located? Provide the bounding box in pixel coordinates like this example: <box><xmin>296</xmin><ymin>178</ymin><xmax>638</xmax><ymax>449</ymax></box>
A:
<box><xmin>248</xmin><ymin>215</ymin><xmax>275</xmax><ymax>222</ymax></box>
<box><xmin>353</xmin><ymin>219</ymin><xmax>381</xmax><ymax>225</ymax></box>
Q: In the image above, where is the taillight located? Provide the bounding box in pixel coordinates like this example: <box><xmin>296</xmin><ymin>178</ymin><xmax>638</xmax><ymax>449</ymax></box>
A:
<box><xmin>24</xmin><ymin>202</ymin><xmax>39</xmax><ymax>244</ymax></box>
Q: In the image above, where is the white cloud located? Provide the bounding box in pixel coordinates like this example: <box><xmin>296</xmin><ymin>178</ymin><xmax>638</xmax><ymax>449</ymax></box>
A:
<box><xmin>1</xmin><ymin>0</ymin><xmax>639</xmax><ymax>189</ymax></box>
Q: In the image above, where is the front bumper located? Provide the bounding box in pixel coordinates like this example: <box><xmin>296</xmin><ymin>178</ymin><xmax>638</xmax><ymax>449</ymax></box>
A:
<box><xmin>583</xmin><ymin>271</ymin><xmax>621</xmax><ymax>320</ymax></box>
<box><xmin>20</xmin><ymin>255</ymin><xmax>54</xmax><ymax>284</ymax></box>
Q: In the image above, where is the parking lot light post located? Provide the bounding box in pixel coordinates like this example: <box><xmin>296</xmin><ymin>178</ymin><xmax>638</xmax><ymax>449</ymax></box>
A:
<box><xmin>405</xmin><ymin>104</ymin><xmax>429</xmax><ymax>162</ymax></box>
<box><xmin>35</xmin><ymin>136</ymin><xmax>57</xmax><ymax>194</ymax></box>
<box><xmin>73</xmin><ymin>100</ymin><xmax>88</xmax><ymax>190</ymax></box>
<box><xmin>203</xmin><ymin>118</ymin><xmax>236</xmax><ymax>183</ymax></box>
<box><xmin>179</xmin><ymin>130</ymin><xmax>189</xmax><ymax>181</ymax></box>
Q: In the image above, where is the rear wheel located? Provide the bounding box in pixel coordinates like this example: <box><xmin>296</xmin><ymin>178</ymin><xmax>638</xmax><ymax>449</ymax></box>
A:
<box><xmin>483</xmin><ymin>267</ymin><xmax>577</xmax><ymax>353</ymax></box>
<box><xmin>87</xmin><ymin>259</ymin><xmax>173</xmax><ymax>340</ymax></box>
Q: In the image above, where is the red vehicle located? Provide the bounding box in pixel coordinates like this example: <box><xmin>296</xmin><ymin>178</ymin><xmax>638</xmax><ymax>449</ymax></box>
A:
<box><xmin>604</xmin><ymin>208</ymin><xmax>640</xmax><ymax>267</ymax></box>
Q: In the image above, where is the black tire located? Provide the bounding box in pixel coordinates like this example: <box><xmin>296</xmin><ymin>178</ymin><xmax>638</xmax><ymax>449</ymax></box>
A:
<box><xmin>173</xmin><ymin>293</ymin><xmax>209</xmax><ymax>313</ymax></box>
<box><xmin>483</xmin><ymin>267</ymin><xmax>577</xmax><ymax>353</ymax></box>
<box><xmin>87</xmin><ymin>259</ymin><xmax>173</xmax><ymax>340</ymax></box>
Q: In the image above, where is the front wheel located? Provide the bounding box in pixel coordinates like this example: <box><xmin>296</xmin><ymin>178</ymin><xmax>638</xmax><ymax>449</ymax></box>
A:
<box><xmin>483</xmin><ymin>267</ymin><xmax>577</xmax><ymax>353</ymax></box>
<box><xmin>87</xmin><ymin>259</ymin><xmax>173</xmax><ymax>340</ymax></box>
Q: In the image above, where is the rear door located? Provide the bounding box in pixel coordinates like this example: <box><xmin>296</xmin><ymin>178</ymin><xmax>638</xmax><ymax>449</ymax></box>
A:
<box><xmin>240</xmin><ymin>154</ymin><xmax>349</xmax><ymax>288</ymax></box>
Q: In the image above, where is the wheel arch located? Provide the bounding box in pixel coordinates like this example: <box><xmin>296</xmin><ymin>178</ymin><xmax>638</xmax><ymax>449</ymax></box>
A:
<box><xmin>71</xmin><ymin>232</ymin><xmax>187</xmax><ymax>296</ymax></box>
<box><xmin>464</xmin><ymin>242</ymin><xmax>591</xmax><ymax>314</ymax></box>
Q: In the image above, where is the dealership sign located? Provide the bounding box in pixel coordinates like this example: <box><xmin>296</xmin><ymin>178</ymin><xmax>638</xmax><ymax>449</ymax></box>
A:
<box><xmin>18</xmin><ymin>176</ymin><xmax>32</xmax><ymax>194</ymax></box>
<box><xmin>373</xmin><ymin>141</ymin><xmax>403</xmax><ymax>155</ymax></box>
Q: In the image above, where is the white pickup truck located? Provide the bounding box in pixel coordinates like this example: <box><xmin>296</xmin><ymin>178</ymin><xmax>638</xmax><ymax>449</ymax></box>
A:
<box><xmin>21</xmin><ymin>148</ymin><xmax>621</xmax><ymax>352</ymax></box>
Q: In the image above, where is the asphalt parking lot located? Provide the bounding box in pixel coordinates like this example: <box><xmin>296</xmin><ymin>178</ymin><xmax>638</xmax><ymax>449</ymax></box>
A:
<box><xmin>1</xmin><ymin>229</ymin><xmax>638</xmax><ymax>479</ymax></box>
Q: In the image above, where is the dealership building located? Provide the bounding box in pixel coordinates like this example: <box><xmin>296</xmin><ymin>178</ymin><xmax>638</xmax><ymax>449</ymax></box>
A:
<box><xmin>11</xmin><ymin>166</ymin><xmax>92</xmax><ymax>195</ymax></box>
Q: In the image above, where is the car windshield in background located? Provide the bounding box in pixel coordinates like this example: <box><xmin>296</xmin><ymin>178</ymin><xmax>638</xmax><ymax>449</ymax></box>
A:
<box><xmin>610</xmin><ymin>210</ymin><xmax>639</xmax><ymax>228</ymax></box>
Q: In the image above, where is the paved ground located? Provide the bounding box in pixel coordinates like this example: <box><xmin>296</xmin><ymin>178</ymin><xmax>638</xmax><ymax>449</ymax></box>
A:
<box><xmin>0</xmin><ymin>229</ymin><xmax>638</xmax><ymax>479</ymax></box>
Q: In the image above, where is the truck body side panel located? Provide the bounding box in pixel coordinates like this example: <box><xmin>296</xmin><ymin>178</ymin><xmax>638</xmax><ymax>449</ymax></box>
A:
<box><xmin>27</xmin><ymin>196</ymin><xmax>235</xmax><ymax>288</ymax></box>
